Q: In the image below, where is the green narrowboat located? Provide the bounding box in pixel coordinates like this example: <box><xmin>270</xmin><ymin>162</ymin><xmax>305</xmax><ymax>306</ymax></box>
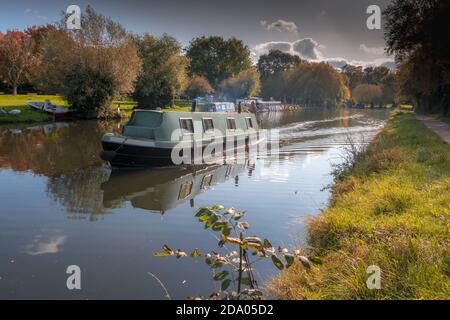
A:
<box><xmin>100</xmin><ymin>110</ymin><xmax>260</xmax><ymax>167</ymax></box>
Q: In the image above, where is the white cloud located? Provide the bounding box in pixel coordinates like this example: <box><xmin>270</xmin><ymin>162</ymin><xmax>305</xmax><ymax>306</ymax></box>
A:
<box><xmin>261</xmin><ymin>19</ymin><xmax>298</xmax><ymax>34</ymax></box>
<box><xmin>252</xmin><ymin>39</ymin><xmax>396</xmax><ymax>69</ymax></box>
<box><xmin>359</xmin><ymin>44</ymin><xmax>385</xmax><ymax>55</ymax></box>
<box><xmin>24</xmin><ymin>8</ymin><xmax>32</xmax><ymax>14</ymax></box>
<box><xmin>252</xmin><ymin>38</ymin><xmax>323</xmax><ymax>60</ymax></box>
<box><xmin>23</xmin><ymin>234</ymin><xmax>66</xmax><ymax>256</ymax></box>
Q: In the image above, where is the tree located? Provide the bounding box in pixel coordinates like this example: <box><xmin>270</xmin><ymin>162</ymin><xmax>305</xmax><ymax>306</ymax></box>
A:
<box><xmin>35</xmin><ymin>6</ymin><xmax>141</xmax><ymax>117</ymax></box>
<box><xmin>258</xmin><ymin>50</ymin><xmax>302</xmax><ymax>101</ymax></box>
<box><xmin>384</xmin><ymin>0</ymin><xmax>450</xmax><ymax>114</ymax></box>
<box><xmin>185</xmin><ymin>75</ymin><xmax>213</xmax><ymax>99</ymax></box>
<box><xmin>133</xmin><ymin>34</ymin><xmax>188</xmax><ymax>108</ymax></box>
<box><xmin>0</xmin><ymin>30</ymin><xmax>39</xmax><ymax>94</ymax></box>
<box><xmin>352</xmin><ymin>84</ymin><xmax>383</xmax><ymax>106</ymax></box>
<box><xmin>257</xmin><ymin>50</ymin><xmax>302</xmax><ymax>79</ymax></box>
<box><xmin>65</xmin><ymin>64</ymin><xmax>117</xmax><ymax>119</ymax></box>
<box><xmin>219</xmin><ymin>68</ymin><xmax>261</xmax><ymax>100</ymax></box>
<box><xmin>341</xmin><ymin>64</ymin><xmax>364</xmax><ymax>91</ymax></box>
<box><xmin>186</xmin><ymin>36</ymin><xmax>252</xmax><ymax>88</ymax></box>
<box><xmin>284</xmin><ymin>62</ymin><xmax>349</xmax><ymax>107</ymax></box>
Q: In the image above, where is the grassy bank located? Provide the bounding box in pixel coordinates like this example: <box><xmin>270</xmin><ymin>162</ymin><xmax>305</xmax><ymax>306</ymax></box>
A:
<box><xmin>269</xmin><ymin>111</ymin><xmax>450</xmax><ymax>299</ymax></box>
<box><xmin>0</xmin><ymin>94</ymin><xmax>190</xmax><ymax>124</ymax></box>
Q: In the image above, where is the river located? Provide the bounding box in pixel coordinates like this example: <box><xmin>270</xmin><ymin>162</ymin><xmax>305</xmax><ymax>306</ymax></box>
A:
<box><xmin>0</xmin><ymin>108</ymin><xmax>389</xmax><ymax>299</ymax></box>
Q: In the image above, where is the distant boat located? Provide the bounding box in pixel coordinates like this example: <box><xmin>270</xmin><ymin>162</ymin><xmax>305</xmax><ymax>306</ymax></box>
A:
<box><xmin>26</xmin><ymin>100</ymin><xmax>70</xmax><ymax>121</ymax></box>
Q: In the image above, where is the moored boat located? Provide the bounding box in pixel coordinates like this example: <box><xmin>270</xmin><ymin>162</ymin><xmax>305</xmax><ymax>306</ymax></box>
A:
<box><xmin>100</xmin><ymin>110</ymin><xmax>260</xmax><ymax>167</ymax></box>
<box><xmin>27</xmin><ymin>100</ymin><xmax>71</xmax><ymax>121</ymax></box>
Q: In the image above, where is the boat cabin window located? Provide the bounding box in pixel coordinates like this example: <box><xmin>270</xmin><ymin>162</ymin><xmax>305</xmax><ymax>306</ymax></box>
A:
<box><xmin>180</xmin><ymin>118</ymin><xmax>194</xmax><ymax>134</ymax></box>
<box><xmin>245</xmin><ymin>117</ymin><xmax>253</xmax><ymax>129</ymax></box>
<box><xmin>227</xmin><ymin>118</ymin><xmax>236</xmax><ymax>130</ymax></box>
<box><xmin>202</xmin><ymin>118</ymin><xmax>214</xmax><ymax>132</ymax></box>
<box><xmin>200</xmin><ymin>174</ymin><xmax>213</xmax><ymax>189</ymax></box>
<box><xmin>178</xmin><ymin>181</ymin><xmax>193</xmax><ymax>200</ymax></box>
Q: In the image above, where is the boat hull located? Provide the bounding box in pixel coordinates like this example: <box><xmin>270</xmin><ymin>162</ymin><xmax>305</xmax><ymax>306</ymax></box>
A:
<box><xmin>101</xmin><ymin>138</ymin><xmax>255</xmax><ymax>168</ymax></box>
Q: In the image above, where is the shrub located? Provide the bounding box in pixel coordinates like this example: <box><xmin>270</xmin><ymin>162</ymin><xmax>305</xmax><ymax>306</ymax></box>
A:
<box><xmin>65</xmin><ymin>65</ymin><xmax>118</xmax><ymax>119</ymax></box>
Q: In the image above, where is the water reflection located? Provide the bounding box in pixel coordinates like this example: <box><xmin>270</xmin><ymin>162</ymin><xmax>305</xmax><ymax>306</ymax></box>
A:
<box><xmin>102</xmin><ymin>163</ymin><xmax>248</xmax><ymax>213</ymax></box>
<box><xmin>0</xmin><ymin>120</ymin><xmax>122</xmax><ymax>176</ymax></box>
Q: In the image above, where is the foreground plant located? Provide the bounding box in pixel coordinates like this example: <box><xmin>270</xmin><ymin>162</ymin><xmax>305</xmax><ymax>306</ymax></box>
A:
<box><xmin>154</xmin><ymin>205</ymin><xmax>311</xmax><ymax>300</ymax></box>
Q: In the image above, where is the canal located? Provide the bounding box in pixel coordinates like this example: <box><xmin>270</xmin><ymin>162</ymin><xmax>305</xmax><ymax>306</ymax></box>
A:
<box><xmin>0</xmin><ymin>108</ymin><xmax>389</xmax><ymax>299</ymax></box>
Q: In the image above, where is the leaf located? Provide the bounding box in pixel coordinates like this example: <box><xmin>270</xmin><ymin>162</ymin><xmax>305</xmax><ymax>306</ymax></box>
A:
<box><xmin>212</xmin><ymin>222</ymin><xmax>227</xmax><ymax>231</ymax></box>
<box><xmin>175</xmin><ymin>250</ymin><xmax>188</xmax><ymax>258</ymax></box>
<box><xmin>213</xmin><ymin>270</ymin><xmax>229</xmax><ymax>281</ymax></box>
<box><xmin>241</xmin><ymin>277</ymin><xmax>252</xmax><ymax>286</ymax></box>
<box><xmin>233</xmin><ymin>211</ymin><xmax>246</xmax><ymax>220</ymax></box>
<box><xmin>162</xmin><ymin>244</ymin><xmax>172</xmax><ymax>254</ymax></box>
<box><xmin>221</xmin><ymin>279</ymin><xmax>231</xmax><ymax>291</ymax></box>
<box><xmin>245</xmin><ymin>236</ymin><xmax>262</xmax><ymax>244</ymax></box>
<box><xmin>223</xmin><ymin>208</ymin><xmax>236</xmax><ymax>215</ymax></box>
<box><xmin>211</xmin><ymin>204</ymin><xmax>224</xmax><ymax>211</ymax></box>
<box><xmin>263</xmin><ymin>239</ymin><xmax>273</xmax><ymax>248</ymax></box>
<box><xmin>271</xmin><ymin>255</ymin><xmax>284</xmax><ymax>270</ymax></box>
<box><xmin>153</xmin><ymin>252</ymin><xmax>172</xmax><ymax>257</ymax></box>
<box><xmin>191</xmin><ymin>248</ymin><xmax>200</xmax><ymax>258</ymax></box>
<box><xmin>299</xmin><ymin>256</ymin><xmax>311</xmax><ymax>269</ymax></box>
<box><xmin>237</xmin><ymin>222</ymin><xmax>249</xmax><ymax>230</ymax></box>
<box><xmin>284</xmin><ymin>253</ymin><xmax>295</xmax><ymax>268</ymax></box>
<box><xmin>224</xmin><ymin>237</ymin><xmax>242</xmax><ymax>245</ymax></box>
<box><xmin>221</xmin><ymin>226</ymin><xmax>232</xmax><ymax>237</ymax></box>
<box><xmin>195</xmin><ymin>207</ymin><xmax>212</xmax><ymax>217</ymax></box>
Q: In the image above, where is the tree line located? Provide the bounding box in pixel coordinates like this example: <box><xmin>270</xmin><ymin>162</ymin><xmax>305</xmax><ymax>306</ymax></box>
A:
<box><xmin>1</xmin><ymin>2</ymin><xmax>445</xmax><ymax>118</ymax></box>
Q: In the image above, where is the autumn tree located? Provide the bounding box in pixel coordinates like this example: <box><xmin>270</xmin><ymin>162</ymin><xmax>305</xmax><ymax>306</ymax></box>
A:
<box><xmin>284</xmin><ymin>62</ymin><xmax>350</xmax><ymax>107</ymax></box>
<box><xmin>186</xmin><ymin>36</ymin><xmax>252</xmax><ymax>88</ymax></box>
<box><xmin>384</xmin><ymin>0</ymin><xmax>450</xmax><ymax>114</ymax></box>
<box><xmin>185</xmin><ymin>75</ymin><xmax>213</xmax><ymax>99</ymax></box>
<box><xmin>133</xmin><ymin>34</ymin><xmax>188</xmax><ymax>108</ymax></box>
<box><xmin>36</xmin><ymin>6</ymin><xmax>142</xmax><ymax>118</ymax></box>
<box><xmin>341</xmin><ymin>64</ymin><xmax>364</xmax><ymax>91</ymax></box>
<box><xmin>257</xmin><ymin>50</ymin><xmax>302</xmax><ymax>100</ymax></box>
<box><xmin>219</xmin><ymin>68</ymin><xmax>261</xmax><ymax>100</ymax></box>
<box><xmin>0</xmin><ymin>30</ymin><xmax>39</xmax><ymax>94</ymax></box>
<box><xmin>257</xmin><ymin>50</ymin><xmax>302</xmax><ymax>79</ymax></box>
<box><xmin>352</xmin><ymin>84</ymin><xmax>383</xmax><ymax>106</ymax></box>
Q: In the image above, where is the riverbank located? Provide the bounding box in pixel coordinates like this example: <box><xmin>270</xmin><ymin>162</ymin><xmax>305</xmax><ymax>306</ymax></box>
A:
<box><xmin>0</xmin><ymin>94</ymin><xmax>190</xmax><ymax>124</ymax></box>
<box><xmin>269</xmin><ymin>110</ymin><xmax>450</xmax><ymax>299</ymax></box>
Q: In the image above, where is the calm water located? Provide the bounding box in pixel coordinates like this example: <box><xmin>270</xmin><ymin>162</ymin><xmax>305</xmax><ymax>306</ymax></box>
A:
<box><xmin>0</xmin><ymin>108</ymin><xmax>389</xmax><ymax>299</ymax></box>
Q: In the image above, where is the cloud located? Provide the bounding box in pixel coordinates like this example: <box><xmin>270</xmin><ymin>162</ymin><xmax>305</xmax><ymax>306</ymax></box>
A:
<box><xmin>292</xmin><ymin>38</ymin><xmax>322</xmax><ymax>60</ymax></box>
<box><xmin>22</xmin><ymin>234</ymin><xmax>66</xmax><ymax>256</ymax></box>
<box><xmin>359</xmin><ymin>44</ymin><xmax>385</xmax><ymax>55</ymax></box>
<box><xmin>24</xmin><ymin>8</ymin><xmax>32</xmax><ymax>14</ymax></box>
<box><xmin>261</xmin><ymin>19</ymin><xmax>298</xmax><ymax>33</ymax></box>
<box><xmin>252</xmin><ymin>39</ymin><xmax>395</xmax><ymax>69</ymax></box>
<box><xmin>252</xmin><ymin>38</ymin><xmax>323</xmax><ymax>60</ymax></box>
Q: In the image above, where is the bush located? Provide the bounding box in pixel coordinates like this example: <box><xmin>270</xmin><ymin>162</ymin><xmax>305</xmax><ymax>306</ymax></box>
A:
<box><xmin>65</xmin><ymin>65</ymin><xmax>118</xmax><ymax>119</ymax></box>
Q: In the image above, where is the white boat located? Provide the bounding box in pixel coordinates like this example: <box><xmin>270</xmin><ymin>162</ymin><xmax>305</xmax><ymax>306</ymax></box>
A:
<box><xmin>26</xmin><ymin>100</ymin><xmax>70</xmax><ymax>121</ymax></box>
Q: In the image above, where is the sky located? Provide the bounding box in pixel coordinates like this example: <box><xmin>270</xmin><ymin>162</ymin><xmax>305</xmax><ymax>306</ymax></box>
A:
<box><xmin>0</xmin><ymin>0</ymin><xmax>395</xmax><ymax>68</ymax></box>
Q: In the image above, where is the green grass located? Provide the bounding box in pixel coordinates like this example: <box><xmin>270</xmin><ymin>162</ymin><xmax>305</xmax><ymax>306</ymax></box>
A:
<box><xmin>0</xmin><ymin>94</ymin><xmax>68</xmax><ymax>107</ymax></box>
<box><xmin>0</xmin><ymin>94</ymin><xmax>191</xmax><ymax>124</ymax></box>
<box><xmin>269</xmin><ymin>111</ymin><xmax>450</xmax><ymax>299</ymax></box>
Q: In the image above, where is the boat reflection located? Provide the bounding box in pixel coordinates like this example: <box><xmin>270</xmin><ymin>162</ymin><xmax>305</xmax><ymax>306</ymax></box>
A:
<box><xmin>101</xmin><ymin>162</ymin><xmax>249</xmax><ymax>214</ymax></box>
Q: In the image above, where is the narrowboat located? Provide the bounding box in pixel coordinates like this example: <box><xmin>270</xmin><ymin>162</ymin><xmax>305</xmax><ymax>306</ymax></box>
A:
<box><xmin>100</xmin><ymin>110</ymin><xmax>260</xmax><ymax>167</ymax></box>
<box><xmin>236</xmin><ymin>98</ymin><xmax>283</xmax><ymax>112</ymax></box>
<box><xmin>198</xmin><ymin>101</ymin><xmax>236</xmax><ymax>113</ymax></box>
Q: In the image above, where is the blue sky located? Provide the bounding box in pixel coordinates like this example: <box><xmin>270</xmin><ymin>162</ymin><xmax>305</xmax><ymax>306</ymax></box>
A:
<box><xmin>0</xmin><ymin>0</ymin><xmax>394</xmax><ymax>67</ymax></box>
